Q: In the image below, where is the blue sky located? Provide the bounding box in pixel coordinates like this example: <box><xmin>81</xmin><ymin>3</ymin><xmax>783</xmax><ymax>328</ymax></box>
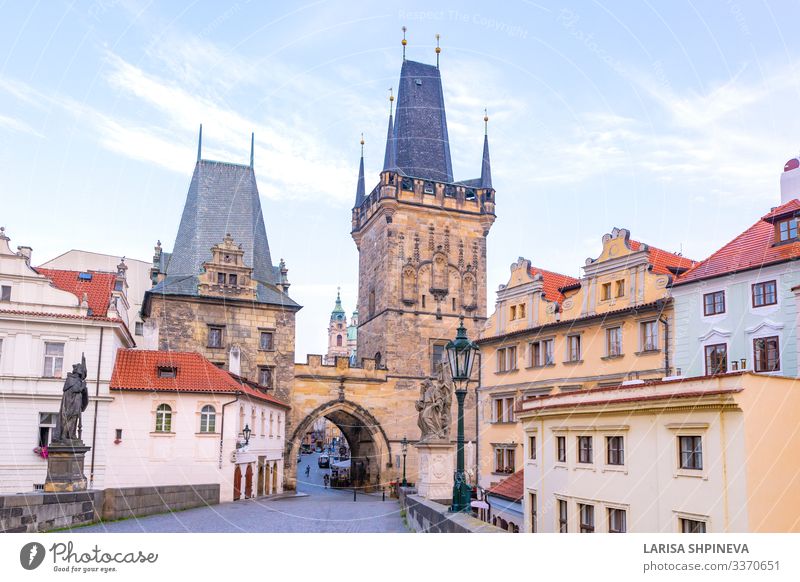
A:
<box><xmin>2</xmin><ymin>0</ymin><xmax>800</xmax><ymax>358</ymax></box>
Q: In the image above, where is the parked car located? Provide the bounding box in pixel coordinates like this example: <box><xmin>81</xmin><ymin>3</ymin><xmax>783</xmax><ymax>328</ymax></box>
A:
<box><xmin>318</xmin><ymin>454</ymin><xmax>330</xmax><ymax>468</ymax></box>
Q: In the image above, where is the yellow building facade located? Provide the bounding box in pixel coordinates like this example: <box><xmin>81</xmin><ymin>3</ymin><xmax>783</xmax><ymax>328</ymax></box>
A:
<box><xmin>476</xmin><ymin>228</ymin><xmax>695</xmax><ymax>491</ymax></box>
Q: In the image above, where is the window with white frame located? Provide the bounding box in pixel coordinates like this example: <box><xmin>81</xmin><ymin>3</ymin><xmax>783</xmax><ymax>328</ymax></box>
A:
<box><xmin>558</xmin><ymin>499</ymin><xmax>568</xmax><ymax>532</ymax></box>
<box><xmin>529</xmin><ymin>338</ymin><xmax>554</xmax><ymax>366</ymax></box>
<box><xmin>492</xmin><ymin>396</ymin><xmax>515</xmax><ymax>422</ymax></box>
<box><xmin>269</xmin><ymin>412</ymin><xmax>274</xmax><ymax>437</ymax></box>
<box><xmin>579</xmin><ymin>503</ymin><xmax>595</xmax><ymax>533</ymax></box>
<box><xmin>641</xmin><ymin>320</ymin><xmax>658</xmax><ymax>351</ymax></box>
<box><xmin>494</xmin><ymin>446</ymin><xmax>515</xmax><ymax>473</ymax></box>
<box><xmin>608</xmin><ymin>508</ymin><xmax>627</xmax><ymax>533</ymax></box>
<box><xmin>155</xmin><ymin>404</ymin><xmax>172</xmax><ymax>432</ymax></box>
<box><xmin>38</xmin><ymin>412</ymin><xmax>57</xmax><ymax>447</ymax></box>
<box><xmin>496</xmin><ymin>346</ymin><xmax>517</xmax><ymax>372</ymax></box>
<box><xmin>43</xmin><ymin>342</ymin><xmax>64</xmax><ymax>377</ymax></box>
<box><xmin>679</xmin><ymin>435</ymin><xmax>703</xmax><ymax>470</ymax></box>
<box><xmin>134</xmin><ymin>321</ymin><xmax>144</xmax><ymax>336</ymax></box>
<box><xmin>578</xmin><ymin>436</ymin><xmax>593</xmax><ymax>464</ymax></box>
<box><xmin>0</xmin><ymin>285</ymin><xmax>10</xmax><ymax>301</ymax></box>
<box><xmin>528</xmin><ymin>435</ymin><xmax>536</xmax><ymax>460</ymax></box>
<box><xmin>606</xmin><ymin>436</ymin><xmax>624</xmax><ymax>466</ymax></box>
<box><xmin>606</xmin><ymin>327</ymin><xmax>622</xmax><ymax>356</ymax></box>
<box><xmin>567</xmin><ymin>335</ymin><xmax>581</xmax><ymax>362</ymax></box>
<box><xmin>680</xmin><ymin>518</ymin><xmax>707</xmax><ymax>533</ymax></box>
<box><xmin>556</xmin><ymin>436</ymin><xmax>566</xmax><ymax>463</ymax></box>
<box><xmin>529</xmin><ymin>492</ymin><xmax>537</xmax><ymax>533</ymax></box>
<box><xmin>199</xmin><ymin>405</ymin><xmax>216</xmax><ymax>433</ymax></box>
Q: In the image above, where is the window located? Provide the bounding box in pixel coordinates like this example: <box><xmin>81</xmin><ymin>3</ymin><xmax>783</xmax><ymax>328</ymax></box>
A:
<box><xmin>752</xmin><ymin>280</ymin><xmax>777</xmax><ymax>307</ymax></box>
<box><xmin>579</xmin><ymin>504</ymin><xmax>595</xmax><ymax>533</ymax></box>
<box><xmin>494</xmin><ymin>447</ymin><xmax>515</xmax><ymax>473</ymax></box>
<box><xmin>208</xmin><ymin>325</ymin><xmax>224</xmax><ymax>348</ymax></box>
<box><xmin>509</xmin><ymin>305</ymin><xmax>517</xmax><ymax>320</ymax></box>
<box><xmin>530</xmin><ymin>342</ymin><xmax>541</xmax><ymax>367</ymax></box>
<box><xmin>114</xmin><ymin>280</ymin><xmax>123</xmax><ymax>291</ymax></box>
<box><xmin>606</xmin><ymin>327</ymin><xmax>622</xmax><ymax>356</ymax></box>
<box><xmin>556</xmin><ymin>436</ymin><xmax>566</xmax><ymax>463</ymax></box>
<box><xmin>704</xmin><ymin>344</ymin><xmax>727</xmax><ymax>375</ymax></box>
<box><xmin>518</xmin><ymin>304</ymin><xmax>526</xmax><ymax>319</ymax></box>
<box><xmin>528</xmin><ymin>435</ymin><xmax>536</xmax><ymax>460</ymax></box>
<box><xmin>578</xmin><ymin>436</ymin><xmax>593</xmax><ymax>464</ymax></box>
<box><xmin>753</xmin><ymin>336</ymin><xmax>780</xmax><ymax>372</ymax></box>
<box><xmin>228</xmin><ymin>273</ymin><xmax>238</xmax><ymax>286</ymax></box>
<box><xmin>43</xmin><ymin>342</ymin><xmax>64</xmax><ymax>377</ymax></box>
<box><xmin>679</xmin><ymin>436</ymin><xmax>703</xmax><ymax>470</ymax></box>
<box><xmin>423</xmin><ymin>181</ymin><xmax>435</xmax><ymax>194</ymax></box>
<box><xmin>259</xmin><ymin>331</ymin><xmax>274</xmax><ymax>351</ymax></box>
<box><xmin>492</xmin><ymin>396</ymin><xmax>515</xmax><ymax>423</ymax></box>
<box><xmin>680</xmin><ymin>518</ymin><xmax>707</xmax><ymax>533</ymax></box>
<box><xmin>336</xmin><ymin>334</ymin><xmax>343</xmax><ymax>347</ymax></box>
<box><xmin>135</xmin><ymin>321</ymin><xmax>144</xmax><ymax>336</ymax></box>
<box><xmin>608</xmin><ymin>508</ymin><xmax>627</xmax><ymax>533</ymax></box>
<box><xmin>641</xmin><ymin>321</ymin><xmax>658</xmax><ymax>351</ymax></box>
<box><xmin>507</xmin><ymin>346</ymin><xmax>517</xmax><ymax>370</ymax></box>
<box><xmin>777</xmin><ymin>217</ymin><xmax>798</xmax><ymax>242</ymax></box>
<box><xmin>567</xmin><ymin>335</ymin><xmax>581</xmax><ymax>362</ymax></box>
<box><xmin>529</xmin><ymin>493</ymin><xmax>537</xmax><ymax>533</ymax></box>
<box><xmin>157</xmin><ymin>366</ymin><xmax>177</xmax><ymax>378</ymax></box>
<box><xmin>200</xmin><ymin>405</ymin><xmax>216</xmax><ymax>433</ymax></box>
<box><xmin>615</xmin><ymin>279</ymin><xmax>625</xmax><ymax>298</ymax></box>
<box><xmin>260</xmin><ymin>412</ymin><xmax>266</xmax><ymax>436</ymax></box>
<box><xmin>38</xmin><ymin>412</ymin><xmax>57</xmax><ymax>448</ymax></box>
<box><xmin>703</xmin><ymin>291</ymin><xmax>725</xmax><ymax>316</ymax></box>
<box><xmin>155</xmin><ymin>404</ymin><xmax>172</xmax><ymax>432</ymax></box>
<box><xmin>543</xmin><ymin>339</ymin><xmax>553</xmax><ymax>364</ymax></box>
<box><xmin>432</xmin><ymin>343</ymin><xmax>446</xmax><ymax>373</ymax></box>
<box><xmin>217</xmin><ymin>272</ymin><xmax>226</xmax><ymax>285</ymax></box>
<box><xmin>529</xmin><ymin>339</ymin><xmax>554</xmax><ymax>367</ymax></box>
<box><xmin>452</xmin><ymin>297</ymin><xmax>456</xmax><ymax>310</ymax></box>
<box><xmin>607</xmin><ymin>436</ymin><xmax>624</xmax><ymax>465</ymax></box>
<box><xmin>601</xmin><ymin>282</ymin><xmax>611</xmax><ymax>301</ymax></box>
<box><xmin>421</xmin><ymin>294</ymin><xmax>426</xmax><ymax>308</ymax></box>
<box><xmin>1</xmin><ymin>284</ymin><xmax>11</xmax><ymax>301</ymax></box>
<box><xmin>496</xmin><ymin>347</ymin><xmax>517</xmax><ymax>372</ymax></box>
<box><xmin>558</xmin><ymin>499</ymin><xmax>568</xmax><ymax>533</ymax></box>
<box><xmin>258</xmin><ymin>367</ymin><xmax>274</xmax><ymax>389</ymax></box>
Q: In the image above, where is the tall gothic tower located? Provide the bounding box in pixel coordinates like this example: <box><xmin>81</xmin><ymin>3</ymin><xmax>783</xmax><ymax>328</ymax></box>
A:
<box><xmin>351</xmin><ymin>56</ymin><xmax>496</xmax><ymax>380</ymax></box>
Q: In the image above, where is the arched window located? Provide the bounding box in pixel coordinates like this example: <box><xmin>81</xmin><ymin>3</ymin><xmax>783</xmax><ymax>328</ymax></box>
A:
<box><xmin>375</xmin><ymin>352</ymin><xmax>382</xmax><ymax>368</ymax></box>
<box><xmin>261</xmin><ymin>411</ymin><xmax>266</xmax><ymax>436</ymax></box>
<box><xmin>200</xmin><ymin>405</ymin><xmax>216</xmax><ymax>433</ymax></box>
<box><xmin>277</xmin><ymin>414</ymin><xmax>282</xmax><ymax>438</ymax></box>
<box><xmin>155</xmin><ymin>404</ymin><xmax>172</xmax><ymax>432</ymax></box>
<box><xmin>269</xmin><ymin>413</ymin><xmax>274</xmax><ymax>437</ymax></box>
<box><xmin>336</xmin><ymin>334</ymin><xmax>343</xmax><ymax>347</ymax></box>
<box><xmin>251</xmin><ymin>408</ymin><xmax>256</xmax><ymax>435</ymax></box>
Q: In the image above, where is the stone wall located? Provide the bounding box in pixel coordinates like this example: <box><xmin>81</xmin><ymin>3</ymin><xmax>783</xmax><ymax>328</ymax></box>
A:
<box><xmin>398</xmin><ymin>487</ymin><xmax>505</xmax><ymax>533</ymax></box>
<box><xmin>0</xmin><ymin>491</ymin><xmax>102</xmax><ymax>533</ymax></box>
<box><xmin>102</xmin><ymin>484</ymin><xmax>219</xmax><ymax>521</ymax></box>
<box><xmin>0</xmin><ymin>484</ymin><xmax>219</xmax><ymax>533</ymax></box>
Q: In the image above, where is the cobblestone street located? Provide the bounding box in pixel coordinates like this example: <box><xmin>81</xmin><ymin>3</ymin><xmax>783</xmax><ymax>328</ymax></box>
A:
<box><xmin>72</xmin><ymin>454</ymin><xmax>408</xmax><ymax>533</ymax></box>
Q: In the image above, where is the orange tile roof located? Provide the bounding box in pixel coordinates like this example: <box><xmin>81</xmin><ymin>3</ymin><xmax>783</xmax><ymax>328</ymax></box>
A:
<box><xmin>529</xmin><ymin>266</ymin><xmax>579</xmax><ymax>303</ymax></box>
<box><xmin>487</xmin><ymin>469</ymin><xmax>524</xmax><ymax>502</ymax></box>
<box><xmin>629</xmin><ymin>240</ymin><xmax>695</xmax><ymax>275</ymax></box>
<box><xmin>675</xmin><ymin>199</ymin><xmax>800</xmax><ymax>285</ymax></box>
<box><xmin>35</xmin><ymin>268</ymin><xmax>115</xmax><ymax>315</ymax></box>
<box><xmin>110</xmin><ymin>349</ymin><xmax>289</xmax><ymax>408</ymax></box>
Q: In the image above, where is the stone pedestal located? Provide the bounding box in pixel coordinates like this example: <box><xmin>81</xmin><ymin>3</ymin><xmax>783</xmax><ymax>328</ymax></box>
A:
<box><xmin>44</xmin><ymin>442</ymin><xmax>91</xmax><ymax>493</ymax></box>
<box><xmin>414</xmin><ymin>441</ymin><xmax>454</xmax><ymax>501</ymax></box>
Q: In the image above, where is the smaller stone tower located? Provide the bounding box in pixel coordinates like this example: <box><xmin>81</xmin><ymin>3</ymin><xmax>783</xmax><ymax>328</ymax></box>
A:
<box><xmin>325</xmin><ymin>288</ymin><xmax>350</xmax><ymax>363</ymax></box>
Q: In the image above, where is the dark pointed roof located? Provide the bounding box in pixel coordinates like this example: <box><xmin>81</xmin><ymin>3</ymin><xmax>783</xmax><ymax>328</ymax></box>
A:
<box><xmin>392</xmin><ymin>60</ymin><xmax>453</xmax><ymax>182</ymax></box>
<box><xmin>354</xmin><ymin>151</ymin><xmax>366</xmax><ymax>207</ymax></box>
<box><xmin>480</xmin><ymin>134</ymin><xmax>492</xmax><ymax>189</ymax></box>
<box><xmin>382</xmin><ymin>111</ymin><xmax>396</xmax><ymax>171</ymax></box>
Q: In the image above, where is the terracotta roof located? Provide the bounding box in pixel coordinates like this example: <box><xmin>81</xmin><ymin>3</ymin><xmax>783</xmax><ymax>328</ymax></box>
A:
<box><xmin>0</xmin><ymin>308</ymin><xmax>125</xmax><ymax>325</ymax></box>
<box><xmin>487</xmin><ymin>469</ymin><xmax>524</xmax><ymax>502</ymax></box>
<box><xmin>110</xmin><ymin>349</ymin><xmax>289</xmax><ymax>408</ymax></box>
<box><xmin>675</xmin><ymin>199</ymin><xmax>800</xmax><ymax>285</ymax></box>
<box><xmin>35</xmin><ymin>268</ymin><xmax>115</xmax><ymax>315</ymax></box>
<box><xmin>529</xmin><ymin>266</ymin><xmax>580</xmax><ymax>303</ymax></box>
<box><xmin>629</xmin><ymin>240</ymin><xmax>695</xmax><ymax>275</ymax></box>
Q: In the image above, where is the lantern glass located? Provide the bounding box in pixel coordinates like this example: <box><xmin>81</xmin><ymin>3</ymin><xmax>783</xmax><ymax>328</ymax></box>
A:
<box><xmin>243</xmin><ymin>424</ymin><xmax>252</xmax><ymax>444</ymax></box>
<box><xmin>401</xmin><ymin>436</ymin><xmax>408</xmax><ymax>455</ymax></box>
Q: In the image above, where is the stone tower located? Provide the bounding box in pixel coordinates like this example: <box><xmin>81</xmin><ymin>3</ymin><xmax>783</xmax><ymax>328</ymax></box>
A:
<box><xmin>325</xmin><ymin>288</ymin><xmax>350</xmax><ymax>363</ymax></box>
<box><xmin>351</xmin><ymin>57</ymin><xmax>496</xmax><ymax>381</ymax></box>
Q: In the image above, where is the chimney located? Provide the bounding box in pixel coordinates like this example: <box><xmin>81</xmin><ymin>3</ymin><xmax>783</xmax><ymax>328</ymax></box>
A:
<box><xmin>17</xmin><ymin>246</ymin><xmax>32</xmax><ymax>264</ymax></box>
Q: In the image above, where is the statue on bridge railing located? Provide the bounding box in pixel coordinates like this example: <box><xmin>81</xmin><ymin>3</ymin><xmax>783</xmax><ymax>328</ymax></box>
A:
<box><xmin>52</xmin><ymin>354</ymin><xmax>89</xmax><ymax>444</ymax></box>
<box><xmin>415</xmin><ymin>363</ymin><xmax>452</xmax><ymax>442</ymax></box>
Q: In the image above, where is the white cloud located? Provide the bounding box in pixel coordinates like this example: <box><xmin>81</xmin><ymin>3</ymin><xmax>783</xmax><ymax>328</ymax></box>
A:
<box><xmin>0</xmin><ymin>114</ymin><xmax>44</xmax><ymax>138</ymax></box>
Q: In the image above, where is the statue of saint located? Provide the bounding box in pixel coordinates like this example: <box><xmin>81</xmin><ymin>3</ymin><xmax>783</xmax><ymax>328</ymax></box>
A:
<box><xmin>415</xmin><ymin>364</ymin><xmax>452</xmax><ymax>442</ymax></box>
<box><xmin>52</xmin><ymin>355</ymin><xmax>89</xmax><ymax>444</ymax></box>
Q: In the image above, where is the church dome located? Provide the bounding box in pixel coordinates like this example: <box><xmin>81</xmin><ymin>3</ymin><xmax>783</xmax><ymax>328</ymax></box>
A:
<box><xmin>784</xmin><ymin>157</ymin><xmax>800</xmax><ymax>172</ymax></box>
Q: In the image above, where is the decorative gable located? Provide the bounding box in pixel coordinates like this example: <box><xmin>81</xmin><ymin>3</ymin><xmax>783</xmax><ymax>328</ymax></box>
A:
<box><xmin>197</xmin><ymin>234</ymin><xmax>257</xmax><ymax>300</ymax></box>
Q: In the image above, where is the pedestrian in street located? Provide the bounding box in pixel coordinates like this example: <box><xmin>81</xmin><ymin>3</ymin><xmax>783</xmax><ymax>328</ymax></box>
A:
<box><xmin>323</xmin><ymin>474</ymin><xmax>329</xmax><ymax>489</ymax></box>
<box><xmin>305</xmin><ymin>465</ymin><xmax>310</xmax><ymax>478</ymax></box>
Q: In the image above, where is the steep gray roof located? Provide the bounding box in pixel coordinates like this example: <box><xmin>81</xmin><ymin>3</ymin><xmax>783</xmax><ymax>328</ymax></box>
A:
<box><xmin>480</xmin><ymin>134</ymin><xmax>492</xmax><ymax>189</ymax></box>
<box><xmin>382</xmin><ymin>111</ymin><xmax>396</xmax><ymax>171</ymax></box>
<box><xmin>354</xmin><ymin>152</ymin><xmax>366</xmax><ymax>207</ymax></box>
<box><xmin>392</xmin><ymin>60</ymin><xmax>453</xmax><ymax>183</ymax></box>
<box><xmin>168</xmin><ymin>160</ymin><xmax>274</xmax><ymax>284</ymax></box>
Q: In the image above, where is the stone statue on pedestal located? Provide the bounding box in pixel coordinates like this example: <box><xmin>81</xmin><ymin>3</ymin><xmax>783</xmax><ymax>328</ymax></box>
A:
<box><xmin>52</xmin><ymin>354</ymin><xmax>89</xmax><ymax>444</ymax></box>
<box><xmin>415</xmin><ymin>364</ymin><xmax>452</xmax><ymax>442</ymax></box>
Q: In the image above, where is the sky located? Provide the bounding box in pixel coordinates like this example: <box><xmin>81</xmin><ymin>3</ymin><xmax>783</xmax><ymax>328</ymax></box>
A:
<box><xmin>2</xmin><ymin>0</ymin><xmax>800</xmax><ymax>358</ymax></box>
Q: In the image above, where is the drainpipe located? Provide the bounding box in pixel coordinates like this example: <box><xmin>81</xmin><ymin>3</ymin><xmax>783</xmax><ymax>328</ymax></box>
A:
<box><xmin>89</xmin><ymin>327</ymin><xmax>104</xmax><ymax>489</ymax></box>
<box><xmin>659</xmin><ymin>311</ymin><xmax>671</xmax><ymax>377</ymax></box>
<box><xmin>219</xmin><ymin>395</ymin><xmax>240</xmax><ymax>469</ymax></box>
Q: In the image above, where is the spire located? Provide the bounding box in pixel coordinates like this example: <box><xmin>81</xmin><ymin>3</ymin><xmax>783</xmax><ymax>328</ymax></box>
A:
<box><xmin>480</xmin><ymin>109</ymin><xmax>492</xmax><ymax>189</ymax></box>
<box><xmin>250</xmin><ymin>132</ymin><xmax>254</xmax><ymax>168</ymax></box>
<box><xmin>402</xmin><ymin>26</ymin><xmax>407</xmax><ymax>61</ymax></box>
<box><xmin>382</xmin><ymin>89</ymin><xmax>396</xmax><ymax>171</ymax></box>
<box><xmin>354</xmin><ymin>134</ymin><xmax>366</xmax><ymax>207</ymax></box>
<box><xmin>332</xmin><ymin>286</ymin><xmax>345</xmax><ymax>317</ymax></box>
<box><xmin>197</xmin><ymin>123</ymin><xmax>203</xmax><ymax>162</ymax></box>
<box><xmin>435</xmin><ymin>33</ymin><xmax>441</xmax><ymax>68</ymax></box>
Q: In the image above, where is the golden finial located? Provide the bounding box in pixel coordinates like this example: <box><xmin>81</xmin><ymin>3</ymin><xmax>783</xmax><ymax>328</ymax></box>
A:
<box><xmin>388</xmin><ymin>88</ymin><xmax>394</xmax><ymax>116</ymax></box>
<box><xmin>484</xmin><ymin>108</ymin><xmax>489</xmax><ymax>135</ymax></box>
<box><xmin>402</xmin><ymin>26</ymin><xmax>407</xmax><ymax>60</ymax></box>
<box><xmin>360</xmin><ymin>133</ymin><xmax>365</xmax><ymax>155</ymax></box>
<box><xmin>435</xmin><ymin>34</ymin><xmax>441</xmax><ymax>68</ymax></box>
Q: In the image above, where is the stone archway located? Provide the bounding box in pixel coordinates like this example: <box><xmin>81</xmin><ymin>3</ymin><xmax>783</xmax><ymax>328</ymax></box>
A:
<box><xmin>284</xmin><ymin>399</ymin><xmax>391</xmax><ymax>492</ymax></box>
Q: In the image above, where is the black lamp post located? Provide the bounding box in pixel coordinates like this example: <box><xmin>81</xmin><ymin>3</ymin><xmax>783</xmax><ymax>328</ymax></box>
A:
<box><xmin>401</xmin><ymin>436</ymin><xmax>408</xmax><ymax>487</ymax></box>
<box><xmin>242</xmin><ymin>424</ymin><xmax>252</xmax><ymax>446</ymax></box>
<box><xmin>446</xmin><ymin>316</ymin><xmax>479</xmax><ymax>513</ymax></box>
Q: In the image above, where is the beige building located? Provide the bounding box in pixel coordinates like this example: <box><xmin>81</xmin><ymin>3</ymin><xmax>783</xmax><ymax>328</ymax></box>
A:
<box><xmin>518</xmin><ymin>372</ymin><xmax>800</xmax><ymax>533</ymax></box>
<box><xmin>476</xmin><ymin>229</ymin><xmax>694</xmax><ymax>491</ymax></box>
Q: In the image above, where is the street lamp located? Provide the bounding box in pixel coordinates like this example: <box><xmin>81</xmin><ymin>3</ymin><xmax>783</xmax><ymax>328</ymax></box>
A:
<box><xmin>446</xmin><ymin>316</ymin><xmax>479</xmax><ymax>513</ymax></box>
<box><xmin>401</xmin><ymin>436</ymin><xmax>408</xmax><ymax>487</ymax></box>
<box><xmin>242</xmin><ymin>424</ymin><xmax>252</xmax><ymax>446</ymax></box>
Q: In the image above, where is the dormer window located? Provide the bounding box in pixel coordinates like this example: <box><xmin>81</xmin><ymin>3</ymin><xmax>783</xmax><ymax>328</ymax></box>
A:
<box><xmin>401</xmin><ymin>177</ymin><xmax>413</xmax><ymax>191</ymax></box>
<box><xmin>217</xmin><ymin>272</ymin><xmax>225</xmax><ymax>285</ymax></box>
<box><xmin>444</xmin><ymin>185</ymin><xmax>456</xmax><ymax>197</ymax></box>
<box><xmin>423</xmin><ymin>181</ymin><xmax>435</xmax><ymax>195</ymax></box>
<box><xmin>777</xmin><ymin>217</ymin><xmax>798</xmax><ymax>242</ymax></box>
<box><xmin>465</xmin><ymin>188</ymin><xmax>476</xmax><ymax>200</ymax></box>
<box><xmin>228</xmin><ymin>274</ymin><xmax>238</xmax><ymax>286</ymax></box>
<box><xmin>157</xmin><ymin>366</ymin><xmax>177</xmax><ymax>378</ymax></box>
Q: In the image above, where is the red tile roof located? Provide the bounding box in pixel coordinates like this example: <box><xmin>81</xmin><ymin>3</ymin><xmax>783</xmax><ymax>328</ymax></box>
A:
<box><xmin>529</xmin><ymin>267</ymin><xmax>579</xmax><ymax>303</ymax></box>
<box><xmin>0</xmin><ymin>308</ymin><xmax>125</xmax><ymax>325</ymax></box>
<box><xmin>487</xmin><ymin>469</ymin><xmax>524</xmax><ymax>502</ymax></box>
<box><xmin>35</xmin><ymin>268</ymin><xmax>115</xmax><ymax>315</ymax></box>
<box><xmin>629</xmin><ymin>240</ymin><xmax>695</xmax><ymax>275</ymax></box>
<box><xmin>675</xmin><ymin>199</ymin><xmax>800</xmax><ymax>285</ymax></box>
<box><xmin>110</xmin><ymin>349</ymin><xmax>289</xmax><ymax>408</ymax></box>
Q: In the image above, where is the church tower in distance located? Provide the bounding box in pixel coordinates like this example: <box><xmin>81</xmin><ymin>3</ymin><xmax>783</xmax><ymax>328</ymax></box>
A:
<box><xmin>351</xmin><ymin>53</ymin><xmax>496</xmax><ymax>381</ymax></box>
